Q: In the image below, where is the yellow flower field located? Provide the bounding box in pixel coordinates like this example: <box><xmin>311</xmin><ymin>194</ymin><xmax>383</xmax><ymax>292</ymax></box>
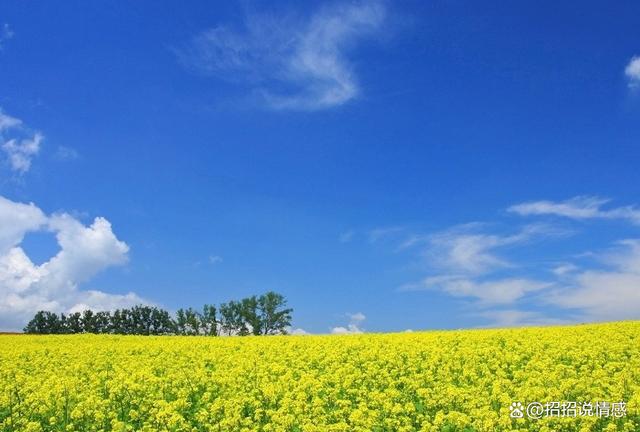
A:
<box><xmin>1</xmin><ymin>321</ymin><xmax>639</xmax><ymax>432</ymax></box>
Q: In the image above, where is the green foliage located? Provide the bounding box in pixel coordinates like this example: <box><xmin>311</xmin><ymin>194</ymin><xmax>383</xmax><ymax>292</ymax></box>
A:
<box><xmin>258</xmin><ymin>291</ymin><xmax>293</xmax><ymax>335</ymax></box>
<box><xmin>218</xmin><ymin>291</ymin><xmax>293</xmax><ymax>336</ymax></box>
<box><xmin>23</xmin><ymin>292</ymin><xmax>292</xmax><ymax>337</ymax></box>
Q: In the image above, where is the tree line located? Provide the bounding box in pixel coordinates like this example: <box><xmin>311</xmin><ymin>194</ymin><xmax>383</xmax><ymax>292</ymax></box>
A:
<box><xmin>23</xmin><ymin>291</ymin><xmax>293</xmax><ymax>336</ymax></box>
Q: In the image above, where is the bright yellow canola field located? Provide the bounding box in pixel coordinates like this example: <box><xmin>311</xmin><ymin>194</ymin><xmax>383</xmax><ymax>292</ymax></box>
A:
<box><xmin>1</xmin><ymin>322</ymin><xmax>639</xmax><ymax>432</ymax></box>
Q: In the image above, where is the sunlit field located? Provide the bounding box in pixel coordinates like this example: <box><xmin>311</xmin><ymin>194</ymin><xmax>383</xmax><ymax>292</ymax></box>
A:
<box><xmin>1</xmin><ymin>322</ymin><xmax>638</xmax><ymax>432</ymax></box>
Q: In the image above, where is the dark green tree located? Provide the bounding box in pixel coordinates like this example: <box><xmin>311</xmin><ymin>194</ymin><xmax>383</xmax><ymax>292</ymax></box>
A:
<box><xmin>201</xmin><ymin>304</ymin><xmax>218</xmax><ymax>336</ymax></box>
<box><xmin>241</xmin><ymin>296</ymin><xmax>261</xmax><ymax>336</ymax></box>
<box><xmin>67</xmin><ymin>312</ymin><xmax>83</xmax><ymax>333</ymax></box>
<box><xmin>150</xmin><ymin>307</ymin><xmax>175</xmax><ymax>335</ymax></box>
<box><xmin>81</xmin><ymin>310</ymin><xmax>96</xmax><ymax>333</ymax></box>
<box><xmin>23</xmin><ymin>292</ymin><xmax>293</xmax><ymax>336</ymax></box>
<box><xmin>24</xmin><ymin>311</ymin><xmax>55</xmax><ymax>334</ymax></box>
<box><xmin>110</xmin><ymin>309</ymin><xmax>132</xmax><ymax>334</ymax></box>
<box><xmin>219</xmin><ymin>301</ymin><xmax>247</xmax><ymax>335</ymax></box>
<box><xmin>257</xmin><ymin>291</ymin><xmax>293</xmax><ymax>335</ymax></box>
<box><xmin>94</xmin><ymin>311</ymin><xmax>111</xmax><ymax>333</ymax></box>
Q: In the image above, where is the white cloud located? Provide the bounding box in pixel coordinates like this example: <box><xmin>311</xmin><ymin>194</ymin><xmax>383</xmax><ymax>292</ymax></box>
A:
<box><xmin>625</xmin><ymin>56</ymin><xmax>640</xmax><ymax>89</ymax></box>
<box><xmin>552</xmin><ymin>263</ymin><xmax>578</xmax><ymax>276</ymax></box>
<box><xmin>2</xmin><ymin>133</ymin><xmax>43</xmax><ymax>173</ymax></box>
<box><xmin>208</xmin><ymin>255</ymin><xmax>223</xmax><ymax>265</ymax></box>
<box><xmin>0</xmin><ymin>108</ymin><xmax>44</xmax><ymax>174</ymax></box>
<box><xmin>0</xmin><ymin>195</ymin><xmax>147</xmax><ymax>331</ymax></box>
<box><xmin>288</xmin><ymin>327</ymin><xmax>309</xmax><ymax>335</ymax></box>
<box><xmin>0</xmin><ymin>196</ymin><xmax>47</xmax><ymax>253</ymax></box>
<box><xmin>178</xmin><ymin>1</ymin><xmax>386</xmax><ymax>110</ymax></box>
<box><xmin>474</xmin><ymin>309</ymin><xmax>569</xmax><ymax>328</ymax></box>
<box><xmin>405</xmin><ymin>275</ymin><xmax>549</xmax><ymax>306</ymax></box>
<box><xmin>509</xmin><ymin>196</ymin><xmax>640</xmax><ymax>225</ymax></box>
<box><xmin>54</xmin><ymin>146</ymin><xmax>80</xmax><ymax>161</ymax></box>
<box><xmin>0</xmin><ymin>110</ymin><xmax>22</xmax><ymax>131</ymax></box>
<box><xmin>0</xmin><ymin>23</ymin><xmax>13</xmax><ymax>50</ymax></box>
<box><xmin>425</xmin><ymin>223</ymin><xmax>558</xmax><ymax>276</ymax></box>
<box><xmin>546</xmin><ymin>240</ymin><xmax>640</xmax><ymax>321</ymax></box>
<box><xmin>331</xmin><ymin>311</ymin><xmax>366</xmax><ymax>334</ymax></box>
<box><xmin>397</xmin><ymin>198</ymin><xmax>640</xmax><ymax>325</ymax></box>
<box><xmin>429</xmin><ymin>232</ymin><xmax>508</xmax><ymax>275</ymax></box>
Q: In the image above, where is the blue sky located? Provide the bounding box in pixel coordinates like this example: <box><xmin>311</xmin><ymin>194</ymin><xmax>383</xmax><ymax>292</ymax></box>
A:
<box><xmin>1</xmin><ymin>0</ymin><xmax>640</xmax><ymax>332</ymax></box>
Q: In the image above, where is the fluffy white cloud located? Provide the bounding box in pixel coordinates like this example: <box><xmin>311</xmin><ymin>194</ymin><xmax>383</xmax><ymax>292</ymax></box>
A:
<box><xmin>0</xmin><ymin>196</ymin><xmax>47</xmax><ymax>253</ymax></box>
<box><xmin>0</xmin><ymin>108</ymin><xmax>43</xmax><ymax>174</ymax></box>
<box><xmin>509</xmin><ymin>196</ymin><xmax>640</xmax><ymax>225</ymax></box>
<box><xmin>331</xmin><ymin>312</ymin><xmax>366</xmax><ymax>334</ymax></box>
<box><xmin>2</xmin><ymin>132</ymin><xmax>43</xmax><ymax>173</ymax></box>
<box><xmin>178</xmin><ymin>1</ymin><xmax>385</xmax><ymax>110</ymax></box>
<box><xmin>625</xmin><ymin>56</ymin><xmax>640</xmax><ymax>89</ymax></box>
<box><xmin>0</xmin><ymin>195</ymin><xmax>147</xmax><ymax>331</ymax></box>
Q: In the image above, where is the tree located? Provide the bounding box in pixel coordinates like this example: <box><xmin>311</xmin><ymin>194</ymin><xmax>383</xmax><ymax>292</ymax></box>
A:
<box><xmin>240</xmin><ymin>296</ymin><xmax>261</xmax><ymax>336</ymax></box>
<box><xmin>219</xmin><ymin>292</ymin><xmax>292</xmax><ymax>335</ymax></box>
<box><xmin>67</xmin><ymin>312</ymin><xmax>83</xmax><ymax>333</ymax></box>
<box><xmin>201</xmin><ymin>304</ymin><xmax>218</xmax><ymax>336</ymax></box>
<box><xmin>130</xmin><ymin>305</ymin><xmax>154</xmax><ymax>335</ymax></box>
<box><xmin>175</xmin><ymin>308</ymin><xmax>202</xmax><ymax>335</ymax></box>
<box><xmin>219</xmin><ymin>301</ymin><xmax>247</xmax><ymax>336</ymax></box>
<box><xmin>94</xmin><ymin>311</ymin><xmax>111</xmax><ymax>333</ymax></box>
<box><xmin>175</xmin><ymin>308</ymin><xmax>187</xmax><ymax>335</ymax></box>
<box><xmin>150</xmin><ymin>307</ymin><xmax>175</xmax><ymax>335</ymax></box>
<box><xmin>257</xmin><ymin>291</ymin><xmax>293</xmax><ymax>335</ymax></box>
<box><xmin>110</xmin><ymin>309</ymin><xmax>127</xmax><ymax>334</ymax></box>
<box><xmin>81</xmin><ymin>310</ymin><xmax>96</xmax><ymax>333</ymax></box>
<box><xmin>23</xmin><ymin>292</ymin><xmax>294</xmax><ymax>336</ymax></box>
<box><xmin>58</xmin><ymin>314</ymin><xmax>69</xmax><ymax>334</ymax></box>
<box><xmin>24</xmin><ymin>311</ymin><xmax>56</xmax><ymax>334</ymax></box>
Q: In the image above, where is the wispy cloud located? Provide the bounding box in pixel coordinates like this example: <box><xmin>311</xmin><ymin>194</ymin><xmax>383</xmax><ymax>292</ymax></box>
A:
<box><xmin>54</xmin><ymin>146</ymin><xmax>80</xmax><ymax>161</ymax></box>
<box><xmin>424</xmin><ymin>223</ymin><xmax>563</xmax><ymax>276</ymax></box>
<box><xmin>0</xmin><ymin>23</ymin><xmax>13</xmax><ymax>51</ymax></box>
<box><xmin>625</xmin><ymin>56</ymin><xmax>640</xmax><ymax>89</ymax></box>
<box><xmin>473</xmin><ymin>309</ymin><xmax>569</xmax><ymax>328</ymax></box>
<box><xmin>177</xmin><ymin>1</ymin><xmax>386</xmax><ymax>110</ymax></box>
<box><xmin>0</xmin><ymin>110</ymin><xmax>21</xmax><ymax>131</ymax></box>
<box><xmin>0</xmin><ymin>108</ymin><xmax>43</xmax><ymax>174</ymax></box>
<box><xmin>403</xmin><ymin>275</ymin><xmax>550</xmax><ymax>306</ymax></box>
<box><xmin>509</xmin><ymin>196</ymin><xmax>640</xmax><ymax>225</ymax></box>
<box><xmin>395</xmin><ymin>197</ymin><xmax>640</xmax><ymax>326</ymax></box>
<box><xmin>545</xmin><ymin>239</ymin><xmax>640</xmax><ymax>321</ymax></box>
